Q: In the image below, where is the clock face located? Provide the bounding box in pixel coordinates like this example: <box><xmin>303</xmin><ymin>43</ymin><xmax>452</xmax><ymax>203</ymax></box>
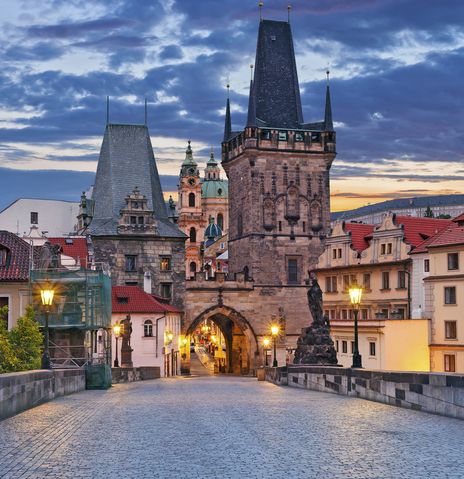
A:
<box><xmin>188</xmin><ymin>178</ymin><xmax>196</xmax><ymax>186</ymax></box>
<box><xmin>188</xmin><ymin>168</ymin><xmax>195</xmax><ymax>175</ymax></box>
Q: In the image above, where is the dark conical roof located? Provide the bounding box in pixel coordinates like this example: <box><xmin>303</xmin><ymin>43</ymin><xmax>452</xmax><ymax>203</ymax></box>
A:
<box><xmin>223</xmin><ymin>97</ymin><xmax>232</xmax><ymax>142</ymax></box>
<box><xmin>246</xmin><ymin>79</ymin><xmax>256</xmax><ymax>128</ymax></box>
<box><xmin>89</xmin><ymin>124</ymin><xmax>184</xmax><ymax>238</ymax></box>
<box><xmin>252</xmin><ymin>20</ymin><xmax>303</xmax><ymax>128</ymax></box>
<box><xmin>324</xmin><ymin>85</ymin><xmax>333</xmax><ymax>131</ymax></box>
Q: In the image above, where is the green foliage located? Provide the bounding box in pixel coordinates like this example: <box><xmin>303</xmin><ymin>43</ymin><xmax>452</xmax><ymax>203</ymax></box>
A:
<box><xmin>437</xmin><ymin>214</ymin><xmax>451</xmax><ymax>219</ymax></box>
<box><xmin>0</xmin><ymin>306</ymin><xmax>43</xmax><ymax>373</ymax></box>
<box><xmin>424</xmin><ymin>206</ymin><xmax>434</xmax><ymax>218</ymax></box>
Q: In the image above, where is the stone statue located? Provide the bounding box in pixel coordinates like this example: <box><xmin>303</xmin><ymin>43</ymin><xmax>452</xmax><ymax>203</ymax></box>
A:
<box><xmin>120</xmin><ymin>314</ymin><xmax>133</xmax><ymax>367</ymax></box>
<box><xmin>293</xmin><ymin>271</ymin><xmax>338</xmax><ymax>365</ymax></box>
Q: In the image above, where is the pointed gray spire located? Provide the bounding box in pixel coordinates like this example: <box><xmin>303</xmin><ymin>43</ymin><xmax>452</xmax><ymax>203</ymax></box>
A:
<box><xmin>223</xmin><ymin>93</ymin><xmax>232</xmax><ymax>142</ymax></box>
<box><xmin>246</xmin><ymin>79</ymin><xmax>256</xmax><ymax>128</ymax></box>
<box><xmin>324</xmin><ymin>71</ymin><xmax>333</xmax><ymax>131</ymax></box>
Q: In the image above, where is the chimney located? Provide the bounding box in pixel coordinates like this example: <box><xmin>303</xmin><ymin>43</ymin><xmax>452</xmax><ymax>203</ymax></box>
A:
<box><xmin>144</xmin><ymin>271</ymin><xmax>152</xmax><ymax>294</ymax></box>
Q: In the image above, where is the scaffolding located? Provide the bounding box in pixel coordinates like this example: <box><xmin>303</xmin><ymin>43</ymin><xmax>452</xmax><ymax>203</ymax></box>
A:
<box><xmin>31</xmin><ymin>268</ymin><xmax>112</xmax><ymax>368</ymax></box>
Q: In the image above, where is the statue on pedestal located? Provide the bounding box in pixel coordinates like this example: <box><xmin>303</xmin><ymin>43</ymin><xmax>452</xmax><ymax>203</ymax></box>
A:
<box><xmin>293</xmin><ymin>271</ymin><xmax>337</xmax><ymax>365</ymax></box>
<box><xmin>120</xmin><ymin>314</ymin><xmax>133</xmax><ymax>367</ymax></box>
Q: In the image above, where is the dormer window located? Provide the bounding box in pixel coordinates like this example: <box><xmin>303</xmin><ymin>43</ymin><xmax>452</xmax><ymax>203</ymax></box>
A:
<box><xmin>132</xmin><ymin>201</ymin><xmax>139</xmax><ymax>209</ymax></box>
<box><xmin>0</xmin><ymin>248</ymin><xmax>8</xmax><ymax>267</ymax></box>
<box><xmin>117</xmin><ymin>296</ymin><xmax>129</xmax><ymax>304</ymax></box>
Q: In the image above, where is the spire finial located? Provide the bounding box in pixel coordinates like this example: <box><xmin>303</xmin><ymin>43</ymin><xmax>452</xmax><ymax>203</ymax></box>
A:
<box><xmin>287</xmin><ymin>4</ymin><xmax>292</xmax><ymax>23</ymax></box>
<box><xmin>250</xmin><ymin>64</ymin><xmax>254</xmax><ymax>81</ymax></box>
<box><xmin>326</xmin><ymin>68</ymin><xmax>330</xmax><ymax>84</ymax></box>
<box><xmin>106</xmin><ymin>96</ymin><xmax>109</xmax><ymax>125</ymax></box>
<box><xmin>259</xmin><ymin>2</ymin><xmax>263</xmax><ymax>21</ymax></box>
<box><xmin>144</xmin><ymin>97</ymin><xmax>147</xmax><ymax>125</ymax></box>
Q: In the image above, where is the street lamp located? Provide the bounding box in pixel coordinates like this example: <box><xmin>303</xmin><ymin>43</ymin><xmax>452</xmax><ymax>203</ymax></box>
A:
<box><xmin>349</xmin><ymin>285</ymin><xmax>363</xmax><ymax>368</ymax></box>
<box><xmin>271</xmin><ymin>324</ymin><xmax>279</xmax><ymax>367</ymax></box>
<box><xmin>263</xmin><ymin>337</ymin><xmax>270</xmax><ymax>367</ymax></box>
<box><xmin>166</xmin><ymin>331</ymin><xmax>174</xmax><ymax>344</ymax></box>
<box><xmin>113</xmin><ymin>323</ymin><xmax>121</xmax><ymax>367</ymax></box>
<box><xmin>40</xmin><ymin>287</ymin><xmax>54</xmax><ymax>369</ymax></box>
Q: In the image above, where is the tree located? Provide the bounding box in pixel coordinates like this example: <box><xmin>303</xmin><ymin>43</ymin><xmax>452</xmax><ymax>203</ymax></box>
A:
<box><xmin>8</xmin><ymin>307</ymin><xmax>43</xmax><ymax>371</ymax></box>
<box><xmin>0</xmin><ymin>306</ymin><xmax>43</xmax><ymax>373</ymax></box>
<box><xmin>424</xmin><ymin>206</ymin><xmax>434</xmax><ymax>218</ymax></box>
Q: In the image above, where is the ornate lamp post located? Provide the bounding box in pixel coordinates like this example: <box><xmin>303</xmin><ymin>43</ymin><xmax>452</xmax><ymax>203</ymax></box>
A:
<box><xmin>349</xmin><ymin>285</ymin><xmax>363</xmax><ymax>368</ymax></box>
<box><xmin>113</xmin><ymin>323</ymin><xmax>121</xmax><ymax>368</ymax></box>
<box><xmin>40</xmin><ymin>287</ymin><xmax>54</xmax><ymax>369</ymax></box>
<box><xmin>271</xmin><ymin>325</ymin><xmax>280</xmax><ymax>367</ymax></box>
<box><xmin>263</xmin><ymin>337</ymin><xmax>270</xmax><ymax>367</ymax></box>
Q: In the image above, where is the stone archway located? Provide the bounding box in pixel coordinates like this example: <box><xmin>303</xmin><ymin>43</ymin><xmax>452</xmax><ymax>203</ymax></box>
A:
<box><xmin>185</xmin><ymin>305</ymin><xmax>259</xmax><ymax>375</ymax></box>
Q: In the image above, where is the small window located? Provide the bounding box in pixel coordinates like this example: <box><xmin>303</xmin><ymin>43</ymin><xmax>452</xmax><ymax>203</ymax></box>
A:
<box><xmin>342</xmin><ymin>309</ymin><xmax>348</xmax><ymax>320</ymax></box>
<box><xmin>310</xmin><ymin>132</ymin><xmax>320</xmax><ymax>142</ymax></box>
<box><xmin>382</xmin><ymin>271</ymin><xmax>390</xmax><ymax>290</ymax></box>
<box><xmin>444</xmin><ymin>354</ymin><xmax>456</xmax><ymax>372</ymax></box>
<box><xmin>217</xmin><ymin>188</ymin><xmax>223</xmax><ymax>196</ymax></box>
<box><xmin>0</xmin><ymin>297</ymin><xmax>9</xmax><ymax>329</ymax></box>
<box><xmin>116</xmin><ymin>296</ymin><xmax>129</xmax><ymax>304</ymax></box>
<box><xmin>387</xmin><ymin>243</ymin><xmax>392</xmax><ymax>254</ymax></box>
<box><xmin>138</xmin><ymin>216</ymin><xmax>144</xmax><ymax>225</ymax></box>
<box><xmin>189</xmin><ymin>227</ymin><xmax>197</xmax><ymax>243</ymax></box>
<box><xmin>30</xmin><ymin>212</ymin><xmax>38</xmax><ymax>224</ymax></box>
<box><xmin>397</xmin><ymin>270</ymin><xmax>406</xmax><ymax>289</ymax></box>
<box><xmin>188</xmin><ymin>193</ymin><xmax>195</xmax><ymax>207</ymax></box>
<box><xmin>381</xmin><ymin>244</ymin><xmax>386</xmax><ymax>255</ymax></box>
<box><xmin>0</xmin><ymin>249</ymin><xmax>8</xmax><ymax>267</ymax></box>
<box><xmin>125</xmin><ymin>255</ymin><xmax>137</xmax><ymax>272</ymax></box>
<box><xmin>332</xmin><ymin>249</ymin><xmax>337</xmax><ymax>260</ymax></box>
<box><xmin>361</xmin><ymin>309</ymin><xmax>368</xmax><ymax>320</ymax></box>
<box><xmin>217</xmin><ymin>213</ymin><xmax>224</xmax><ymax>230</ymax></box>
<box><xmin>343</xmin><ymin>275</ymin><xmax>350</xmax><ymax>291</ymax></box>
<box><xmin>278</xmin><ymin>221</ymin><xmax>282</xmax><ymax>232</ymax></box>
<box><xmin>302</xmin><ymin>221</ymin><xmax>306</xmax><ymax>232</ymax></box>
<box><xmin>161</xmin><ymin>283</ymin><xmax>172</xmax><ymax>299</ymax></box>
<box><xmin>189</xmin><ymin>261</ymin><xmax>197</xmax><ymax>273</ymax></box>
<box><xmin>335</xmin><ymin>340</ymin><xmax>339</xmax><ymax>352</ymax></box>
<box><xmin>287</xmin><ymin>258</ymin><xmax>299</xmax><ymax>284</ymax></box>
<box><xmin>295</xmin><ymin>132</ymin><xmax>304</xmax><ymax>142</ymax></box>
<box><xmin>444</xmin><ymin>287</ymin><xmax>456</xmax><ymax>305</ymax></box>
<box><xmin>278</xmin><ymin>131</ymin><xmax>288</xmax><ymax>141</ymax></box>
<box><xmin>445</xmin><ymin>321</ymin><xmax>457</xmax><ymax>339</ymax></box>
<box><xmin>342</xmin><ymin>341</ymin><xmax>348</xmax><ymax>353</ymax></box>
<box><xmin>130</xmin><ymin>216</ymin><xmax>137</xmax><ymax>225</ymax></box>
<box><xmin>238</xmin><ymin>215</ymin><xmax>243</xmax><ymax>236</ymax></box>
<box><xmin>369</xmin><ymin>342</ymin><xmax>376</xmax><ymax>356</ymax></box>
<box><xmin>338</xmin><ymin>248</ymin><xmax>342</xmax><ymax>259</ymax></box>
<box><xmin>132</xmin><ymin>201</ymin><xmax>139</xmax><ymax>209</ymax></box>
<box><xmin>144</xmin><ymin>320</ymin><xmax>153</xmax><ymax>337</ymax></box>
<box><xmin>363</xmin><ymin>273</ymin><xmax>371</xmax><ymax>290</ymax></box>
<box><xmin>160</xmin><ymin>257</ymin><xmax>171</xmax><ymax>271</ymax></box>
<box><xmin>351</xmin><ymin>341</ymin><xmax>355</xmax><ymax>353</ymax></box>
<box><xmin>448</xmin><ymin>253</ymin><xmax>459</xmax><ymax>271</ymax></box>
<box><xmin>424</xmin><ymin>259</ymin><xmax>430</xmax><ymax>272</ymax></box>
<box><xmin>261</xmin><ymin>130</ymin><xmax>271</xmax><ymax>140</ymax></box>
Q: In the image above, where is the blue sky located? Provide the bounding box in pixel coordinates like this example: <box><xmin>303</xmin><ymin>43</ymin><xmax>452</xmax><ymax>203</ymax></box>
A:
<box><xmin>0</xmin><ymin>0</ymin><xmax>463</xmax><ymax>212</ymax></box>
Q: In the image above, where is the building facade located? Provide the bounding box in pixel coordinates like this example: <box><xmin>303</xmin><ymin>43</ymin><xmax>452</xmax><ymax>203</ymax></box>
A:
<box><xmin>183</xmin><ymin>18</ymin><xmax>336</xmax><ymax>374</ymax></box>
<box><xmin>177</xmin><ymin>143</ymin><xmax>228</xmax><ymax>278</ymax></box>
<box><xmin>423</xmin><ymin>214</ymin><xmax>464</xmax><ymax>373</ymax></box>
<box><xmin>79</xmin><ymin>123</ymin><xmax>186</xmax><ymax>309</ymax></box>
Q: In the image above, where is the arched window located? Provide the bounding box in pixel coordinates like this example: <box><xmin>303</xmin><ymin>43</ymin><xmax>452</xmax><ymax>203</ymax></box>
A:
<box><xmin>217</xmin><ymin>213</ymin><xmax>224</xmax><ymax>230</ymax></box>
<box><xmin>189</xmin><ymin>227</ymin><xmax>196</xmax><ymax>243</ymax></box>
<box><xmin>190</xmin><ymin>262</ymin><xmax>197</xmax><ymax>273</ymax></box>
<box><xmin>188</xmin><ymin>192</ymin><xmax>195</xmax><ymax>207</ymax></box>
<box><xmin>144</xmin><ymin>320</ymin><xmax>153</xmax><ymax>337</ymax></box>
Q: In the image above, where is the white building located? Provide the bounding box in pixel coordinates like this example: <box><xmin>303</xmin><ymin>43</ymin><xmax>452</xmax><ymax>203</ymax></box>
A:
<box><xmin>111</xmin><ymin>285</ymin><xmax>182</xmax><ymax>377</ymax></box>
<box><xmin>0</xmin><ymin>198</ymin><xmax>79</xmax><ymax>239</ymax></box>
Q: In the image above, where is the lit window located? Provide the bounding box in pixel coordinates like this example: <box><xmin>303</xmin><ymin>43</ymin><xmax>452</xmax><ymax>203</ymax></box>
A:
<box><xmin>160</xmin><ymin>257</ymin><xmax>171</xmax><ymax>271</ymax></box>
<box><xmin>444</xmin><ymin>287</ymin><xmax>456</xmax><ymax>305</ymax></box>
<box><xmin>144</xmin><ymin>320</ymin><xmax>153</xmax><ymax>337</ymax></box>
<box><xmin>447</xmin><ymin>253</ymin><xmax>459</xmax><ymax>271</ymax></box>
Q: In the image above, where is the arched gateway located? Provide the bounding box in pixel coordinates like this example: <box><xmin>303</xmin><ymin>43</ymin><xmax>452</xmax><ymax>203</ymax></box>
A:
<box><xmin>185</xmin><ymin>305</ymin><xmax>258</xmax><ymax>375</ymax></box>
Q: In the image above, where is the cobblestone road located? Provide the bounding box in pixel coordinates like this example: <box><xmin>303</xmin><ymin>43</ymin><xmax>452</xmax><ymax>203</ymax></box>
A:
<box><xmin>1</xmin><ymin>376</ymin><xmax>463</xmax><ymax>479</ymax></box>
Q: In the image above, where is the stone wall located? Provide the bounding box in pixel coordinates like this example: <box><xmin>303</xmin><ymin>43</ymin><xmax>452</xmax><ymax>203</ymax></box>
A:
<box><xmin>265</xmin><ymin>365</ymin><xmax>464</xmax><ymax>420</ymax></box>
<box><xmin>111</xmin><ymin>366</ymin><xmax>160</xmax><ymax>383</ymax></box>
<box><xmin>0</xmin><ymin>369</ymin><xmax>85</xmax><ymax>421</ymax></box>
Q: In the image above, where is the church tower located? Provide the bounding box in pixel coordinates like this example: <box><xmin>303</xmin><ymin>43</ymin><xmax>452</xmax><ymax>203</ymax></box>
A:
<box><xmin>178</xmin><ymin>141</ymin><xmax>204</xmax><ymax>277</ymax></box>
<box><xmin>222</xmin><ymin>19</ymin><xmax>336</xmax><ymax>285</ymax></box>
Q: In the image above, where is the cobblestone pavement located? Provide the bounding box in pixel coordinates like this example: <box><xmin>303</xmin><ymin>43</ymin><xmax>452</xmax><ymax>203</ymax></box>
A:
<box><xmin>1</xmin><ymin>377</ymin><xmax>463</xmax><ymax>479</ymax></box>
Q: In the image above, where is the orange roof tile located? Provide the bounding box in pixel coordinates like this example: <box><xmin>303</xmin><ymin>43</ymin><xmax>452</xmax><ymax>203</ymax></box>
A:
<box><xmin>343</xmin><ymin>223</ymin><xmax>374</xmax><ymax>252</ymax></box>
<box><xmin>48</xmin><ymin>237</ymin><xmax>89</xmax><ymax>267</ymax></box>
<box><xmin>394</xmin><ymin>216</ymin><xmax>452</xmax><ymax>248</ymax></box>
<box><xmin>112</xmin><ymin>286</ymin><xmax>181</xmax><ymax>314</ymax></box>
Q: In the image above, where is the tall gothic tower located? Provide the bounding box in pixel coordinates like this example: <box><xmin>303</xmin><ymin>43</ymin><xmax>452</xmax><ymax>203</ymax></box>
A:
<box><xmin>222</xmin><ymin>19</ymin><xmax>336</xmax><ymax>285</ymax></box>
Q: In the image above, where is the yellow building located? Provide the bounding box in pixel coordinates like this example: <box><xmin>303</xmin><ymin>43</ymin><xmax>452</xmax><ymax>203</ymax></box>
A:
<box><xmin>422</xmin><ymin>214</ymin><xmax>464</xmax><ymax>373</ymax></box>
<box><xmin>316</xmin><ymin>212</ymin><xmax>451</xmax><ymax>371</ymax></box>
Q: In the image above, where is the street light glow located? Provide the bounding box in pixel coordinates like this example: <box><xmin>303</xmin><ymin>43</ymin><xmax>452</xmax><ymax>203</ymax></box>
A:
<box><xmin>263</xmin><ymin>337</ymin><xmax>270</xmax><ymax>348</ymax></box>
<box><xmin>349</xmin><ymin>286</ymin><xmax>363</xmax><ymax>307</ymax></box>
<box><xmin>40</xmin><ymin>289</ymin><xmax>54</xmax><ymax>306</ymax></box>
<box><xmin>113</xmin><ymin>323</ymin><xmax>121</xmax><ymax>337</ymax></box>
<box><xmin>271</xmin><ymin>325</ymin><xmax>279</xmax><ymax>336</ymax></box>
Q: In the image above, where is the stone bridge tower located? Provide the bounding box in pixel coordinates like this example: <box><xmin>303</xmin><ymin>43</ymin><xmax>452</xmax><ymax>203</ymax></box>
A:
<box><xmin>183</xmin><ymin>17</ymin><xmax>336</xmax><ymax>375</ymax></box>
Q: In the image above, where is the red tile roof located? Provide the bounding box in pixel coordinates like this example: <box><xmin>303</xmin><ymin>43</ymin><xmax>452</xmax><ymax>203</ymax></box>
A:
<box><xmin>0</xmin><ymin>231</ymin><xmax>31</xmax><ymax>281</ymax></box>
<box><xmin>453</xmin><ymin>213</ymin><xmax>464</xmax><ymax>224</ymax></box>
<box><xmin>344</xmin><ymin>223</ymin><xmax>374</xmax><ymax>252</ymax></box>
<box><xmin>425</xmin><ymin>222</ymin><xmax>464</xmax><ymax>249</ymax></box>
<box><xmin>112</xmin><ymin>286</ymin><xmax>181</xmax><ymax>314</ymax></box>
<box><xmin>394</xmin><ymin>215</ymin><xmax>452</xmax><ymax>248</ymax></box>
<box><xmin>48</xmin><ymin>237</ymin><xmax>89</xmax><ymax>267</ymax></box>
